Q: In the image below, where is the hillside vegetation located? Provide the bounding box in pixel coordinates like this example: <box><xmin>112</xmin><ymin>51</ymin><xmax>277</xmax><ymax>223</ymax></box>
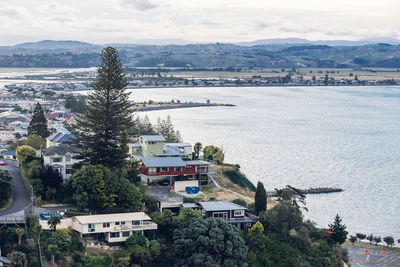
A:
<box><xmin>0</xmin><ymin>41</ymin><xmax>399</xmax><ymax>68</ymax></box>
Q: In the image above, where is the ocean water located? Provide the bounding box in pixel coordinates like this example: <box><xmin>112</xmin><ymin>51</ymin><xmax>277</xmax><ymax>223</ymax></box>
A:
<box><xmin>128</xmin><ymin>86</ymin><xmax>400</xmax><ymax>238</ymax></box>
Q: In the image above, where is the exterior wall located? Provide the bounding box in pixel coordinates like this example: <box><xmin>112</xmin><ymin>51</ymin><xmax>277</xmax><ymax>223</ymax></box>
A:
<box><xmin>174</xmin><ymin>180</ymin><xmax>199</xmax><ymax>192</ymax></box>
<box><xmin>141</xmin><ymin>141</ymin><xmax>164</xmax><ymax>157</ymax></box>
<box><xmin>42</xmin><ymin>153</ymin><xmax>83</xmax><ymax>181</ymax></box>
<box><xmin>74</xmin><ymin>219</ymin><xmax>157</xmax><ymax>243</ymax></box>
<box><xmin>141</xmin><ymin>164</ymin><xmax>208</xmax><ymax>177</ymax></box>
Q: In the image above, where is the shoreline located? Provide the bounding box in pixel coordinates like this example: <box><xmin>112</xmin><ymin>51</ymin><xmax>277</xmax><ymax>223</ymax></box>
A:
<box><xmin>135</xmin><ymin>103</ymin><xmax>235</xmax><ymax>112</ymax></box>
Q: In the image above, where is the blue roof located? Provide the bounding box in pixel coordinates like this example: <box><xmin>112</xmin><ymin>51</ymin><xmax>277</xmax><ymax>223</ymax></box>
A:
<box><xmin>142</xmin><ymin>157</ymin><xmax>185</xmax><ymax>167</ymax></box>
<box><xmin>49</xmin><ymin>132</ymin><xmax>62</xmax><ymax>141</ymax></box>
<box><xmin>140</xmin><ymin>135</ymin><xmax>166</xmax><ymax>142</ymax></box>
<box><xmin>49</xmin><ymin>133</ymin><xmax>75</xmax><ymax>143</ymax></box>
<box><xmin>3</xmin><ymin>150</ymin><xmax>16</xmax><ymax>155</ymax></box>
<box><xmin>199</xmin><ymin>201</ymin><xmax>247</xmax><ymax>211</ymax></box>
<box><xmin>57</xmin><ymin>134</ymin><xmax>75</xmax><ymax>143</ymax></box>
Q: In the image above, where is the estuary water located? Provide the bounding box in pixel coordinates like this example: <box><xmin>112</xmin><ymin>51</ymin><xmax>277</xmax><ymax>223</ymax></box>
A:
<box><xmin>129</xmin><ymin>86</ymin><xmax>400</xmax><ymax>238</ymax></box>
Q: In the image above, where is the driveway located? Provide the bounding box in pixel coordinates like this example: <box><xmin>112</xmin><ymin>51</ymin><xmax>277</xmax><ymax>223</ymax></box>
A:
<box><xmin>345</xmin><ymin>246</ymin><xmax>400</xmax><ymax>266</ymax></box>
<box><xmin>0</xmin><ymin>160</ymin><xmax>31</xmax><ymax>217</ymax></box>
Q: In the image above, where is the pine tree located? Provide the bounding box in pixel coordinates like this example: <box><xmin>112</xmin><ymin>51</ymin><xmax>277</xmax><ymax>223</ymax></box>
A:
<box><xmin>328</xmin><ymin>214</ymin><xmax>348</xmax><ymax>244</ymax></box>
<box><xmin>27</xmin><ymin>103</ymin><xmax>50</xmax><ymax>138</ymax></box>
<box><xmin>72</xmin><ymin>46</ymin><xmax>134</xmax><ymax>169</ymax></box>
<box><xmin>255</xmin><ymin>181</ymin><xmax>267</xmax><ymax>215</ymax></box>
<box><xmin>121</xmin><ymin>125</ymin><xmax>129</xmax><ymax>159</ymax></box>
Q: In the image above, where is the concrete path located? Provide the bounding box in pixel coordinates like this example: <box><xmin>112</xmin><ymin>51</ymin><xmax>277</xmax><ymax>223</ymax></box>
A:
<box><xmin>0</xmin><ymin>160</ymin><xmax>31</xmax><ymax>219</ymax></box>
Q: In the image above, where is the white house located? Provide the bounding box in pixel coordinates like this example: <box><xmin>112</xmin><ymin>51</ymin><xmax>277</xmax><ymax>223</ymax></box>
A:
<box><xmin>42</xmin><ymin>145</ymin><xmax>82</xmax><ymax>181</ymax></box>
<box><xmin>39</xmin><ymin>212</ymin><xmax>157</xmax><ymax>243</ymax></box>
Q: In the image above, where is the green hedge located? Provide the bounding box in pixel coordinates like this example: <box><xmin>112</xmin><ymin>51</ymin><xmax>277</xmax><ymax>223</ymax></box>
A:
<box><xmin>222</xmin><ymin>170</ymin><xmax>256</xmax><ymax>192</ymax></box>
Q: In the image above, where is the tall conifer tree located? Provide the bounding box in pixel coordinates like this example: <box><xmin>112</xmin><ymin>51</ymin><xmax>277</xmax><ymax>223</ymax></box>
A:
<box><xmin>73</xmin><ymin>47</ymin><xmax>134</xmax><ymax>168</ymax></box>
<box><xmin>27</xmin><ymin>103</ymin><xmax>50</xmax><ymax>138</ymax></box>
<box><xmin>255</xmin><ymin>181</ymin><xmax>267</xmax><ymax>215</ymax></box>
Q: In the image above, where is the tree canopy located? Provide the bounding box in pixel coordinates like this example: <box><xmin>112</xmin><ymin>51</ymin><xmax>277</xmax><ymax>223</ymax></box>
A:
<box><xmin>173</xmin><ymin>218</ymin><xmax>248</xmax><ymax>267</ymax></box>
<box><xmin>27</xmin><ymin>102</ymin><xmax>50</xmax><ymax>138</ymax></box>
<box><xmin>328</xmin><ymin>214</ymin><xmax>348</xmax><ymax>244</ymax></box>
<box><xmin>255</xmin><ymin>181</ymin><xmax>267</xmax><ymax>215</ymax></box>
<box><xmin>16</xmin><ymin>145</ymin><xmax>36</xmax><ymax>165</ymax></box>
<box><xmin>203</xmin><ymin>145</ymin><xmax>224</xmax><ymax>164</ymax></box>
<box><xmin>72</xmin><ymin>46</ymin><xmax>134</xmax><ymax>169</ymax></box>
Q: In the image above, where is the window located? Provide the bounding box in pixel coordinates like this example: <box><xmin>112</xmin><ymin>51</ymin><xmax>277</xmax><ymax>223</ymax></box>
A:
<box><xmin>115</xmin><ymin>222</ymin><xmax>120</xmax><ymax>225</ymax></box>
<box><xmin>234</xmin><ymin>210</ymin><xmax>244</xmax><ymax>217</ymax></box>
<box><xmin>213</xmin><ymin>212</ymin><xmax>228</xmax><ymax>220</ymax></box>
<box><xmin>66</xmin><ymin>155</ymin><xmax>71</xmax><ymax>162</ymax></box>
<box><xmin>66</xmin><ymin>169</ymin><xmax>73</xmax><ymax>175</ymax></box>
<box><xmin>186</xmin><ymin>166</ymin><xmax>193</xmax><ymax>170</ymax></box>
<box><xmin>122</xmin><ymin>231</ymin><xmax>130</xmax><ymax>237</ymax></box>
<box><xmin>161</xmin><ymin>167</ymin><xmax>168</xmax><ymax>172</ymax></box>
<box><xmin>110</xmin><ymin>232</ymin><xmax>120</xmax><ymax>238</ymax></box>
<box><xmin>176</xmin><ymin>167</ymin><xmax>182</xmax><ymax>171</ymax></box>
<box><xmin>148</xmin><ymin>168</ymin><xmax>157</xmax><ymax>173</ymax></box>
<box><xmin>121</xmin><ymin>221</ymin><xmax>125</xmax><ymax>225</ymax></box>
<box><xmin>132</xmin><ymin>220</ymin><xmax>141</xmax><ymax>225</ymax></box>
<box><xmin>88</xmin><ymin>224</ymin><xmax>94</xmax><ymax>229</ymax></box>
<box><xmin>103</xmin><ymin>223</ymin><xmax>110</xmax><ymax>228</ymax></box>
<box><xmin>51</xmin><ymin>157</ymin><xmax>62</xmax><ymax>163</ymax></box>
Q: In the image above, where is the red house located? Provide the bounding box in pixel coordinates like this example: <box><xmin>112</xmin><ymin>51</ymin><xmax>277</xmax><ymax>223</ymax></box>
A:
<box><xmin>140</xmin><ymin>157</ymin><xmax>209</xmax><ymax>185</ymax></box>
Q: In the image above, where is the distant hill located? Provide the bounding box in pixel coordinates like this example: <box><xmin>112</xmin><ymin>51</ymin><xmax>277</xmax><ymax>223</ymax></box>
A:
<box><xmin>0</xmin><ymin>40</ymin><xmax>399</xmax><ymax>68</ymax></box>
<box><xmin>15</xmin><ymin>40</ymin><xmax>98</xmax><ymax>49</ymax></box>
<box><xmin>237</xmin><ymin>37</ymin><xmax>400</xmax><ymax>46</ymax></box>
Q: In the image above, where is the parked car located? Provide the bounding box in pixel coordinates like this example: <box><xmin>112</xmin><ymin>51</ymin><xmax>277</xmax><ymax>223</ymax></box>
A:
<box><xmin>39</xmin><ymin>212</ymin><xmax>51</xmax><ymax>220</ymax></box>
<box><xmin>0</xmin><ymin>160</ymin><xmax>5</xmax><ymax>166</ymax></box>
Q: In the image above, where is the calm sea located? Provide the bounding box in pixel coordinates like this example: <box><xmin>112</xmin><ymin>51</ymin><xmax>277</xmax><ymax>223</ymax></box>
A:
<box><xmin>129</xmin><ymin>86</ymin><xmax>400</xmax><ymax>238</ymax></box>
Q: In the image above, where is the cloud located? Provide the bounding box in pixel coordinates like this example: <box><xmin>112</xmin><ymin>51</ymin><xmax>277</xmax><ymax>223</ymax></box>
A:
<box><xmin>118</xmin><ymin>0</ymin><xmax>159</xmax><ymax>11</ymax></box>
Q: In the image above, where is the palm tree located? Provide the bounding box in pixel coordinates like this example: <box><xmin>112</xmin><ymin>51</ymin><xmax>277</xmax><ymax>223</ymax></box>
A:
<box><xmin>194</xmin><ymin>142</ymin><xmax>203</xmax><ymax>159</ymax></box>
<box><xmin>15</xmin><ymin>228</ymin><xmax>25</xmax><ymax>245</ymax></box>
<box><xmin>47</xmin><ymin>215</ymin><xmax>61</xmax><ymax>231</ymax></box>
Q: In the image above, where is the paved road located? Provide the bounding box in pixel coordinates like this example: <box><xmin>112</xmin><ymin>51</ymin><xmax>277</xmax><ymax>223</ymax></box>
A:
<box><xmin>0</xmin><ymin>160</ymin><xmax>31</xmax><ymax>217</ymax></box>
<box><xmin>346</xmin><ymin>246</ymin><xmax>400</xmax><ymax>266</ymax></box>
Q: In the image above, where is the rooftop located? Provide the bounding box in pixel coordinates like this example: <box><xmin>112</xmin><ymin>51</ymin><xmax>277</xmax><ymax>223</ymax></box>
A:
<box><xmin>140</xmin><ymin>135</ymin><xmax>166</xmax><ymax>142</ymax></box>
<box><xmin>128</xmin><ymin>142</ymin><xmax>142</xmax><ymax>147</ymax></box>
<box><xmin>74</xmin><ymin>212</ymin><xmax>152</xmax><ymax>224</ymax></box>
<box><xmin>184</xmin><ymin>160</ymin><xmax>210</xmax><ymax>165</ymax></box>
<box><xmin>42</xmin><ymin>145</ymin><xmax>79</xmax><ymax>156</ymax></box>
<box><xmin>165</xmin><ymin>143</ymin><xmax>192</xmax><ymax>147</ymax></box>
<box><xmin>198</xmin><ymin>201</ymin><xmax>247</xmax><ymax>211</ymax></box>
<box><xmin>142</xmin><ymin>157</ymin><xmax>185</xmax><ymax>167</ymax></box>
<box><xmin>48</xmin><ymin>132</ymin><xmax>75</xmax><ymax>143</ymax></box>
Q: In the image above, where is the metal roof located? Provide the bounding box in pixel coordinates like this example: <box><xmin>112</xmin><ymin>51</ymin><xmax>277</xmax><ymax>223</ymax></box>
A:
<box><xmin>42</xmin><ymin>145</ymin><xmax>79</xmax><ymax>156</ymax></box>
<box><xmin>128</xmin><ymin>142</ymin><xmax>141</xmax><ymax>147</ymax></box>
<box><xmin>166</xmin><ymin>143</ymin><xmax>192</xmax><ymax>147</ymax></box>
<box><xmin>142</xmin><ymin>157</ymin><xmax>185</xmax><ymax>167</ymax></box>
<box><xmin>140</xmin><ymin>135</ymin><xmax>166</xmax><ymax>142</ymax></box>
<box><xmin>184</xmin><ymin>160</ymin><xmax>210</xmax><ymax>165</ymax></box>
<box><xmin>198</xmin><ymin>201</ymin><xmax>247</xmax><ymax>211</ymax></box>
<box><xmin>0</xmin><ymin>256</ymin><xmax>10</xmax><ymax>265</ymax></box>
<box><xmin>74</xmin><ymin>212</ymin><xmax>152</xmax><ymax>224</ymax></box>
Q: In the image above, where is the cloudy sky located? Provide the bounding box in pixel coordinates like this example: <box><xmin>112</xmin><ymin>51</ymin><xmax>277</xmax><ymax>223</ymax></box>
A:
<box><xmin>0</xmin><ymin>0</ymin><xmax>399</xmax><ymax>45</ymax></box>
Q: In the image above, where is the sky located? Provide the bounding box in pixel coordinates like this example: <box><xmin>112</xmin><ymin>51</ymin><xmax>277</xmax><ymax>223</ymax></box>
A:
<box><xmin>0</xmin><ymin>0</ymin><xmax>399</xmax><ymax>45</ymax></box>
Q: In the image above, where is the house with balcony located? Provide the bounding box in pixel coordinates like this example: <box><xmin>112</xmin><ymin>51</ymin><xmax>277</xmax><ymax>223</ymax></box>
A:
<box><xmin>139</xmin><ymin>157</ymin><xmax>209</xmax><ymax>185</ymax></box>
<box><xmin>39</xmin><ymin>212</ymin><xmax>157</xmax><ymax>244</ymax></box>
<box><xmin>71</xmin><ymin>212</ymin><xmax>157</xmax><ymax>243</ymax></box>
<box><xmin>42</xmin><ymin>145</ymin><xmax>82</xmax><ymax>181</ymax></box>
<box><xmin>197</xmin><ymin>201</ymin><xmax>257</xmax><ymax>230</ymax></box>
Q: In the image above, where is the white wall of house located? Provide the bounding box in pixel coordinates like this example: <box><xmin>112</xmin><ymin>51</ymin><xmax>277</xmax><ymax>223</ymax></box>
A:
<box><xmin>42</xmin><ymin>153</ymin><xmax>82</xmax><ymax>181</ymax></box>
<box><xmin>174</xmin><ymin>180</ymin><xmax>199</xmax><ymax>192</ymax></box>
